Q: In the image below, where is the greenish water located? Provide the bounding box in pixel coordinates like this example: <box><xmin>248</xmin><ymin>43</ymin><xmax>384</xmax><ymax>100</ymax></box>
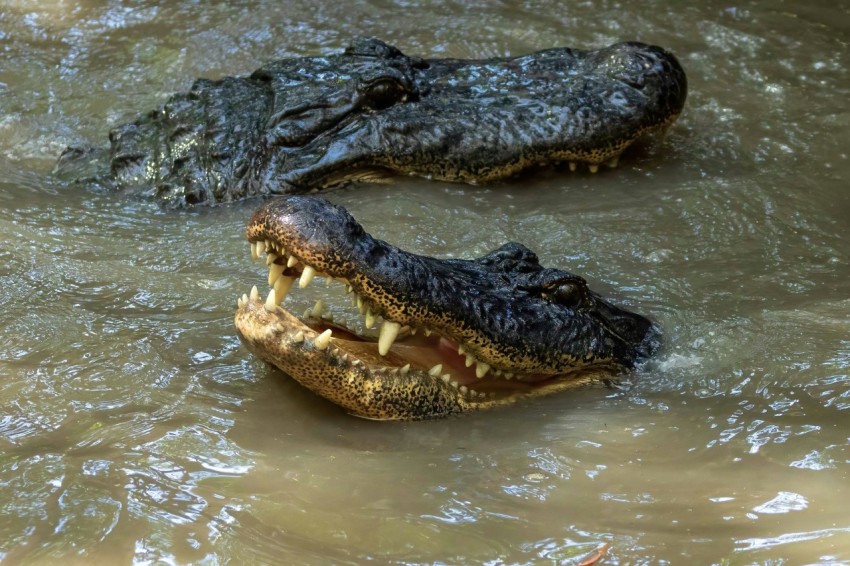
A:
<box><xmin>1</xmin><ymin>1</ymin><xmax>849</xmax><ymax>563</ymax></box>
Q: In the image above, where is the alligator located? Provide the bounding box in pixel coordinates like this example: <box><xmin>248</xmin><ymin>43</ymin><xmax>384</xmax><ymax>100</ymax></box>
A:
<box><xmin>235</xmin><ymin>196</ymin><xmax>659</xmax><ymax>420</ymax></box>
<box><xmin>56</xmin><ymin>37</ymin><xmax>687</xmax><ymax>207</ymax></box>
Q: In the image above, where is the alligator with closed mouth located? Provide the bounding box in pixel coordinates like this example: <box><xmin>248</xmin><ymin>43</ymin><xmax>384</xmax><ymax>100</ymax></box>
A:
<box><xmin>56</xmin><ymin>37</ymin><xmax>687</xmax><ymax>207</ymax></box>
<box><xmin>235</xmin><ymin>196</ymin><xmax>660</xmax><ymax>420</ymax></box>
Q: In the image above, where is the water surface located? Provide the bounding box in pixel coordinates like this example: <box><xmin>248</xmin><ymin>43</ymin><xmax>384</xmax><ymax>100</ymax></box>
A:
<box><xmin>1</xmin><ymin>1</ymin><xmax>849</xmax><ymax>563</ymax></box>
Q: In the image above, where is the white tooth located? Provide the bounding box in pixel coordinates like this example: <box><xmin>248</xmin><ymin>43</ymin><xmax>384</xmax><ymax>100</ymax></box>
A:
<box><xmin>458</xmin><ymin>345</ymin><xmax>465</xmax><ymax>355</ymax></box>
<box><xmin>450</xmin><ymin>381</ymin><xmax>459</xmax><ymax>389</ymax></box>
<box><xmin>356</xmin><ymin>296</ymin><xmax>366</xmax><ymax>314</ymax></box>
<box><xmin>311</xmin><ymin>300</ymin><xmax>325</xmax><ymax>319</ymax></box>
<box><xmin>237</xmin><ymin>296</ymin><xmax>243</xmax><ymax>308</ymax></box>
<box><xmin>346</xmin><ymin>284</ymin><xmax>353</xmax><ymax>293</ymax></box>
<box><xmin>504</xmin><ymin>372</ymin><xmax>514</xmax><ymax>380</ymax></box>
<box><xmin>264</xmin><ymin>289</ymin><xmax>276</xmax><ymax>311</ymax></box>
<box><xmin>274</xmin><ymin>276</ymin><xmax>295</xmax><ymax>304</ymax></box>
<box><xmin>268</xmin><ymin>263</ymin><xmax>284</xmax><ymax>286</ymax></box>
<box><xmin>256</xmin><ymin>240</ymin><xmax>266</xmax><ymax>255</ymax></box>
<box><xmin>400</xmin><ymin>364</ymin><xmax>410</xmax><ymax>376</ymax></box>
<box><xmin>429</xmin><ymin>364</ymin><xmax>443</xmax><ymax>376</ymax></box>
<box><xmin>441</xmin><ymin>374</ymin><xmax>451</xmax><ymax>383</ymax></box>
<box><xmin>494</xmin><ymin>369</ymin><xmax>503</xmax><ymax>376</ymax></box>
<box><xmin>323</xmin><ymin>312</ymin><xmax>334</xmax><ymax>322</ymax></box>
<box><xmin>475</xmin><ymin>362</ymin><xmax>490</xmax><ymax>378</ymax></box>
<box><xmin>378</xmin><ymin>321</ymin><xmax>401</xmax><ymax>356</ymax></box>
<box><xmin>589</xmin><ymin>164</ymin><xmax>599</xmax><ymax>173</ymax></box>
<box><xmin>303</xmin><ymin>308</ymin><xmax>312</xmax><ymax>319</ymax></box>
<box><xmin>265</xmin><ymin>253</ymin><xmax>277</xmax><ymax>266</ymax></box>
<box><xmin>465</xmin><ymin>354</ymin><xmax>475</xmax><ymax>368</ymax></box>
<box><xmin>569</xmin><ymin>162</ymin><xmax>577</xmax><ymax>172</ymax></box>
<box><xmin>424</xmin><ymin>329</ymin><xmax>432</xmax><ymax>337</ymax></box>
<box><xmin>287</xmin><ymin>255</ymin><xmax>298</xmax><ymax>268</ymax></box>
<box><xmin>293</xmin><ymin>331</ymin><xmax>305</xmax><ymax>343</ymax></box>
<box><xmin>242</xmin><ymin>293</ymin><xmax>249</xmax><ymax>304</ymax></box>
<box><xmin>606</xmin><ymin>155</ymin><xmax>620</xmax><ymax>168</ymax></box>
<box><xmin>364</xmin><ymin>309</ymin><xmax>377</xmax><ymax>329</ymax></box>
<box><xmin>325</xmin><ymin>277</ymin><xmax>332</xmax><ymax>286</ymax></box>
<box><xmin>250</xmin><ymin>241</ymin><xmax>258</xmax><ymax>260</ymax></box>
<box><xmin>250</xmin><ymin>286</ymin><xmax>259</xmax><ymax>301</ymax></box>
<box><xmin>460</xmin><ymin>386</ymin><xmax>468</xmax><ymax>395</ymax></box>
<box><xmin>314</xmin><ymin>328</ymin><xmax>332</xmax><ymax>350</ymax></box>
<box><xmin>299</xmin><ymin>265</ymin><xmax>316</xmax><ymax>288</ymax></box>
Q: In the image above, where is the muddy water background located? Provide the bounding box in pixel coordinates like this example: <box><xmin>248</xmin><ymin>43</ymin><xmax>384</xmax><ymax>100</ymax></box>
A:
<box><xmin>1</xmin><ymin>0</ymin><xmax>849</xmax><ymax>563</ymax></box>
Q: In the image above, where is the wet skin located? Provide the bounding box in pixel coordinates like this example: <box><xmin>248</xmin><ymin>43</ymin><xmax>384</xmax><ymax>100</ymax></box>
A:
<box><xmin>235</xmin><ymin>196</ymin><xmax>660</xmax><ymax>420</ymax></box>
<box><xmin>56</xmin><ymin>37</ymin><xmax>687</xmax><ymax>207</ymax></box>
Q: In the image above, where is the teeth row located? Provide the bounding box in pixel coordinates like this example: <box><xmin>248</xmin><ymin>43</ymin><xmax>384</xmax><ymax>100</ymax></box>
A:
<box><xmin>567</xmin><ymin>155</ymin><xmax>620</xmax><ymax>174</ymax></box>
<box><xmin>237</xmin><ymin>291</ymin><xmax>491</xmax><ymax>401</ymax></box>
<box><xmin>251</xmin><ymin>238</ymin><xmax>441</xmax><ymax>357</ymax></box>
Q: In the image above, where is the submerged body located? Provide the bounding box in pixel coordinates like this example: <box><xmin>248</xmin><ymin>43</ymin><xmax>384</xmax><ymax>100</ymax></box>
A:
<box><xmin>235</xmin><ymin>196</ymin><xmax>659</xmax><ymax>420</ymax></box>
<box><xmin>57</xmin><ymin>37</ymin><xmax>687</xmax><ymax>207</ymax></box>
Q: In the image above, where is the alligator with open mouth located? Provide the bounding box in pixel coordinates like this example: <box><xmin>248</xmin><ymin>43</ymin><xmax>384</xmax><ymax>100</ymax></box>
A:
<box><xmin>235</xmin><ymin>196</ymin><xmax>659</xmax><ymax>420</ymax></box>
<box><xmin>56</xmin><ymin>37</ymin><xmax>687</xmax><ymax>207</ymax></box>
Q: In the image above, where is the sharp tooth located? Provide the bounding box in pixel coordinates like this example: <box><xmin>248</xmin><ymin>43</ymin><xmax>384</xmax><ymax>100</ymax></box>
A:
<box><xmin>264</xmin><ymin>289</ymin><xmax>276</xmax><ymax>311</ymax></box>
<box><xmin>237</xmin><ymin>296</ymin><xmax>243</xmax><ymax>308</ymax></box>
<box><xmin>476</xmin><ymin>362</ymin><xmax>490</xmax><ymax>378</ymax></box>
<box><xmin>250</xmin><ymin>286</ymin><xmax>259</xmax><ymax>301</ymax></box>
<box><xmin>428</xmin><ymin>364</ymin><xmax>443</xmax><ymax>376</ymax></box>
<box><xmin>504</xmin><ymin>372</ymin><xmax>514</xmax><ymax>380</ymax></box>
<box><xmin>287</xmin><ymin>255</ymin><xmax>298</xmax><ymax>268</ymax></box>
<box><xmin>311</xmin><ymin>300</ymin><xmax>325</xmax><ymax>319</ymax></box>
<box><xmin>256</xmin><ymin>240</ymin><xmax>266</xmax><ymax>256</ymax></box>
<box><xmin>299</xmin><ymin>265</ymin><xmax>316</xmax><ymax>288</ymax></box>
<box><xmin>458</xmin><ymin>345</ymin><xmax>465</xmax><ymax>355</ymax></box>
<box><xmin>241</xmin><ymin>293</ymin><xmax>248</xmax><ymax>304</ymax></box>
<box><xmin>450</xmin><ymin>380</ymin><xmax>459</xmax><ymax>389</ymax></box>
<box><xmin>364</xmin><ymin>309</ymin><xmax>377</xmax><ymax>329</ymax></box>
<box><xmin>424</xmin><ymin>329</ymin><xmax>432</xmax><ymax>337</ymax></box>
<box><xmin>441</xmin><ymin>374</ymin><xmax>451</xmax><ymax>383</ymax></box>
<box><xmin>346</xmin><ymin>284</ymin><xmax>353</xmax><ymax>293</ymax></box>
<box><xmin>325</xmin><ymin>277</ymin><xmax>332</xmax><ymax>286</ymax></box>
<box><xmin>356</xmin><ymin>296</ymin><xmax>366</xmax><ymax>314</ymax></box>
<box><xmin>293</xmin><ymin>331</ymin><xmax>305</xmax><ymax>343</ymax></box>
<box><xmin>465</xmin><ymin>354</ymin><xmax>475</xmax><ymax>368</ymax></box>
<box><xmin>378</xmin><ymin>321</ymin><xmax>401</xmax><ymax>356</ymax></box>
<box><xmin>274</xmin><ymin>276</ymin><xmax>295</xmax><ymax>304</ymax></box>
<box><xmin>409</xmin><ymin>327</ymin><xmax>417</xmax><ymax>335</ymax></box>
<box><xmin>250</xmin><ymin>241</ymin><xmax>258</xmax><ymax>260</ymax></box>
<box><xmin>268</xmin><ymin>263</ymin><xmax>285</xmax><ymax>286</ymax></box>
<box><xmin>569</xmin><ymin>162</ymin><xmax>577</xmax><ymax>172</ymax></box>
<box><xmin>589</xmin><ymin>164</ymin><xmax>599</xmax><ymax>173</ymax></box>
<box><xmin>314</xmin><ymin>328</ymin><xmax>332</xmax><ymax>350</ymax></box>
<box><xmin>400</xmin><ymin>364</ymin><xmax>410</xmax><ymax>376</ymax></box>
<box><xmin>606</xmin><ymin>155</ymin><xmax>619</xmax><ymax>168</ymax></box>
<box><xmin>494</xmin><ymin>369</ymin><xmax>503</xmax><ymax>376</ymax></box>
<box><xmin>265</xmin><ymin>253</ymin><xmax>277</xmax><ymax>266</ymax></box>
<box><xmin>460</xmin><ymin>385</ymin><xmax>468</xmax><ymax>395</ymax></box>
<box><xmin>303</xmin><ymin>308</ymin><xmax>312</xmax><ymax>319</ymax></box>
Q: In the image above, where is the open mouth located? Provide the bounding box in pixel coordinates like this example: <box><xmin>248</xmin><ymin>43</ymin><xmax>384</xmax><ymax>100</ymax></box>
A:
<box><xmin>236</xmin><ymin>237</ymin><xmax>576</xmax><ymax>402</ymax></box>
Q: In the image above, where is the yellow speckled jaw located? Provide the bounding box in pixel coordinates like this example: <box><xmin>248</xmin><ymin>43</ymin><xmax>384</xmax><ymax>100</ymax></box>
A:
<box><xmin>234</xmin><ymin>285</ymin><xmax>607</xmax><ymax>420</ymax></box>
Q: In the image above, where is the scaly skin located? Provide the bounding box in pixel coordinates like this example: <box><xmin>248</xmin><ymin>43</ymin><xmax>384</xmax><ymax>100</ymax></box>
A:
<box><xmin>56</xmin><ymin>37</ymin><xmax>687</xmax><ymax>207</ymax></box>
<box><xmin>234</xmin><ymin>196</ymin><xmax>659</xmax><ymax>420</ymax></box>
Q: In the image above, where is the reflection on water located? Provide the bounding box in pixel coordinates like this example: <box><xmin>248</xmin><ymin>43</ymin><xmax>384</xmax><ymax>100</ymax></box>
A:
<box><xmin>1</xmin><ymin>0</ymin><xmax>849</xmax><ymax>563</ymax></box>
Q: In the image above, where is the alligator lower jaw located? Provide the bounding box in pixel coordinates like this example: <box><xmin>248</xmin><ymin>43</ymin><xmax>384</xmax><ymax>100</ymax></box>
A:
<box><xmin>234</xmin><ymin>291</ymin><xmax>610</xmax><ymax>420</ymax></box>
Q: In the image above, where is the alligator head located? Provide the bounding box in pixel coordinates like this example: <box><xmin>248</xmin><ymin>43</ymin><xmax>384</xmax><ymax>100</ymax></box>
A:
<box><xmin>234</xmin><ymin>196</ymin><xmax>660</xmax><ymax>420</ymax></box>
<box><xmin>57</xmin><ymin>37</ymin><xmax>687</xmax><ymax>207</ymax></box>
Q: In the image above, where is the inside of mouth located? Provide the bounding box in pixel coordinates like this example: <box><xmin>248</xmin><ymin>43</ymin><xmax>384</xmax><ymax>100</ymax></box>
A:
<box><xmin>241</xmin><ymin>238</ymin><xmax>561</xmax><ymax>395</ymax></box>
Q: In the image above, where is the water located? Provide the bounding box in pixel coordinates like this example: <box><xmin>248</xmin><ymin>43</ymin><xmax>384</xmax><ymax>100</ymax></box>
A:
<box><xmin>1</xmin><ymin>0</ymin><xmax>848</xmax><ymax>563</ymax></box>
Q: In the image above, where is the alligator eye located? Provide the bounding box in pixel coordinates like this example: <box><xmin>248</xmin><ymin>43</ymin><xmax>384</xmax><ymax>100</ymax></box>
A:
<box><xmin>550</xmin><ymin>281</ymin><xmax>587</xmax><ymax>309</ymax></box>
<box><xmin>364</xmin><ymin>79</ymin><xmax>406</xmax><ymax>110</ymax></box>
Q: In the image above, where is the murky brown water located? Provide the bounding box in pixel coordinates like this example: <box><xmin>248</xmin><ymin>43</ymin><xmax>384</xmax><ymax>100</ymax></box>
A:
<box><xmin>1</xmin><ymin>0</ymin><xmax>849</xmax><ymax>563</ymax></box>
